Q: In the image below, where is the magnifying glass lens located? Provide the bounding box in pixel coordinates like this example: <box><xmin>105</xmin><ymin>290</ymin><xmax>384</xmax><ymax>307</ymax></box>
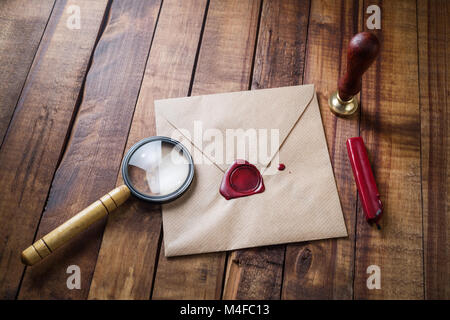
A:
<box><xmin>126</xmin><ymin>140</ymin><xmax>191</xmax><ymax>198</ymax></box>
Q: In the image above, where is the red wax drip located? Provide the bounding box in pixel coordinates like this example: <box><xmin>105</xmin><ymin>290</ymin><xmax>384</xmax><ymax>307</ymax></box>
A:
<box><xmin>219</xmin><ymin>160</ymin><xmax>265</xmax><ymax>200</ymax></box>
<box><xmin>278</xmin><ymin>163</ymin><xmax>286</xmax><ymax>171</ymax></box>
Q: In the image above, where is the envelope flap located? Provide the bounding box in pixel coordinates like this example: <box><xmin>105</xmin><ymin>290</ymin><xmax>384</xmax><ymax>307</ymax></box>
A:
<box><xmin>154</xmin><ymin>84</ymin><xmax>315</xmax><ymax>171</ymax></box>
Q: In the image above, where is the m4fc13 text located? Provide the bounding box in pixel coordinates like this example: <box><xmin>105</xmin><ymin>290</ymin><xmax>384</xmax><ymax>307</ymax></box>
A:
<box><xmin>180</xmin><ymin>304</ymin><xmax>270</xmax><ymax>317</ymax></box>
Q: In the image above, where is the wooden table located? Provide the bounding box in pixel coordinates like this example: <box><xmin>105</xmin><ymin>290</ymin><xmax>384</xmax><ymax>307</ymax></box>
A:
<box><xmin>0</xmin><ymin>0</ymin><xmax>448</xmax><ymax>300</ymax></box>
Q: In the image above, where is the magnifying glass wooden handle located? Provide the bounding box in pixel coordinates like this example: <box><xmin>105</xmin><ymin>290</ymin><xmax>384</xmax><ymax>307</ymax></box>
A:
<box><xmin>21</xmin><ymin>185</ymin><xmax>130</xmax><ymax>266</ymax></box>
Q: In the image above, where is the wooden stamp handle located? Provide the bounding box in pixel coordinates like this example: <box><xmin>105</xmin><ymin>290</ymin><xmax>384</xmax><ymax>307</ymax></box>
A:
<box><xmin>21</xmin><ymin>185</ymin><xmax>130</xmax><ymax>266</ymax></box>
<box><xmin>338</xmin><ymin>32</ymin><xmax>380</xmax><ymax>101</ymax></box>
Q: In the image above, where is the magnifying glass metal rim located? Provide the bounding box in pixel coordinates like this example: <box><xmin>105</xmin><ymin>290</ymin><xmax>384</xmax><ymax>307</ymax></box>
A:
<box><xmin>121</xmin><ymin>136</ymin><xmax>195</xmax><ymax>203</ymax></box>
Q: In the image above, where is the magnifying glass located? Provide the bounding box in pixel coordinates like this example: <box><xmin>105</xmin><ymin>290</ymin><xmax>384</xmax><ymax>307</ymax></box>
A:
<box><xmin>21</xmin><ymin>136</ymin><xmax>194</xmax><ymax>266</ymax></box>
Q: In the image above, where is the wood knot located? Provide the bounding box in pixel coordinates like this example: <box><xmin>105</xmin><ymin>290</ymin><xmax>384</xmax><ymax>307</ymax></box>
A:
<box><xmin>295</xmin><ymin>248</ymin><xmax>312</xmax><ymax>277</ymax></box>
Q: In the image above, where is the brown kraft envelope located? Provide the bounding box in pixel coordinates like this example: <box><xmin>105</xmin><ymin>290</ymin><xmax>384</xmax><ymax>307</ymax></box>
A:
<box><xmin>154</xmin><ymin>84</ymin><xmax>348</xmax><ymax>257</ymax></box>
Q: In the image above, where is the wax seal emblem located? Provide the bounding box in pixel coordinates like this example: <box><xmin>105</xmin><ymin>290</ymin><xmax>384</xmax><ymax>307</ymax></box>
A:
<box><xmin>219</xmin><ymin>160</ymin><xmax>265</xmax><ymax>200</ymax></box>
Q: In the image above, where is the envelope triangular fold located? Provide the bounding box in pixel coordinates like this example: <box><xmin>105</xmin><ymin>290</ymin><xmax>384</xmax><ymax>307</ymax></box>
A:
<box><xmin>155</xmin><ymin>84</ymin><xmax>315</xmax><ymax>171</ymax></box>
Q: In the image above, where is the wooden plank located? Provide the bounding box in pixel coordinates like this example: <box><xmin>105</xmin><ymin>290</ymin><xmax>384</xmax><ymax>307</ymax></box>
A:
<box><xmin>417</xmin><ymin>0</ymin><xmax>449</xmax><ymax>300</ymax></box>
<box><xmin>18</xmin><ymin>0</ymin><xmax>162</xmax><ymax>299</ymax></box>
<box><xmin>0</xmin><ymin>0</ymin><xmax>109</xmax><ymax>300</ymax></box>
<box><xmin>282</xmin><ymin>0</ymin><xmax>362</xmax><ymax>299</ymax></box>
<box><xmin>354</xmin><ymin>0</ymin><xmax>423</xmax><ymax>299</ymax></box>
<box><xmin>151</xmin><ymin>0</ymin><xmax>261</xmax><ymax>300</ymax></box>
<box><xmin>222</xmin><ymin>0</ymin><xmax>310</xmax><ymax>300</ymax></box>
<box><xmin>88</xmin><ymin>0</ymin><xmax>208</xmax><ymax>300</ymax></box>
<box><xmin>0</xmin><ymin>0</ymin><xmax>55</xmax><ymax>144</ymax></box>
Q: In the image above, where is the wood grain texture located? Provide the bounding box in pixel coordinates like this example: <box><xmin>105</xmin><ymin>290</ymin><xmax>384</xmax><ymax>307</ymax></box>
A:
<box><xmin>88</xmin><ymin>0</ymin><xmax>208</xmax><ymax>300</ymax></box>
<box><xmin>152</xmin><ymin>0</ymin><xmax>261</xmax><ymax>300</ymax></box>
<box><xmin>354</xmin><ymin>0</ymin><xmax>424</xmax><ymax>299</ymax></box>
<box><xmin>0</xmin><ymin>0</ymin><xmax>55</xmax><ymax>145</ymax></box>
<box><xmin>282</xmin><ymin>0</ymin><xmax>362</xmax><ymax>300</ymax></box>
<box><xmin>222</xmin><ymin>0</ymin><xmax>310</xmax><ymax>300</ymax></box>
<box><xmin>18</xmin><ymin>0</ymin><xmax>162</xmax><ymax>299</ymax></box>
<box><xmin>417</xmin><ymin>0</ymin><xmax>449</xmax><ymax>300</ymax></box>
<box><xmin>0</xmin><ymin>0</ymin><xmax>109</xmax><ymax>300</ymax></box>
<box><xmin>1</xmin><ymin>0</ymin><xmax>446</xmax><ymax>300</ymax></box>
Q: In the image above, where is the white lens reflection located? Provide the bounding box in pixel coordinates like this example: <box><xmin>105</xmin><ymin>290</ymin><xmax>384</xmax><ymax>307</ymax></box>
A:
<box><xmin>127</xmin><ymin>140</ymin><xmax>190</xmax><ymax>197</ymax></box>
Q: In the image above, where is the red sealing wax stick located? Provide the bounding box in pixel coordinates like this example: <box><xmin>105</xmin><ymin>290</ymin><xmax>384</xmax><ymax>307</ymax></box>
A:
<box><xmin>346</xmin><ymin>137</ymin><xmax>383</xmax><ymax>227</ymax></box>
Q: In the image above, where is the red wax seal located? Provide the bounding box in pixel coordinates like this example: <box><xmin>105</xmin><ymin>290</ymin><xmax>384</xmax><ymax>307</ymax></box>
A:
<box><xmin>219</xmin><ymin>160</ymin><xmax>265</xmax><ymax>200</ymax></box>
